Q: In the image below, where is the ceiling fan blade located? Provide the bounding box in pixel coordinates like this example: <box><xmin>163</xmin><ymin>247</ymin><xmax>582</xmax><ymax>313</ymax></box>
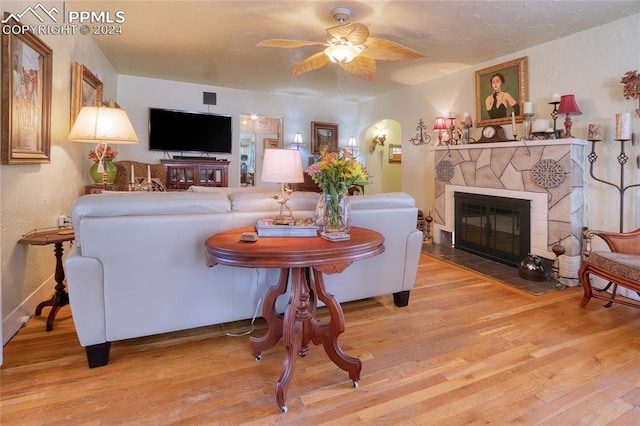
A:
<box><xmin>291</xmin><ymin>52</ymin><xmax>331</xmax><ymax>77</ymax></box>
<box><xmin>361</xmin><ymin>37</ymin><xmax>425</xmax><ymax>61</ymax></box>
<box><xmin>341</xmin><ymin>56</ymin><xmax>376</xmax><ymax>81</ymax></box>
<box><xmin>326</xmin><ymin>22</ymin><xmax>369</xmax><ymax>46</ymax></box>
<box><xmin>257</xmin><ymin>39</ymin><xmax>325</xmax><ymax>48</ymax></box>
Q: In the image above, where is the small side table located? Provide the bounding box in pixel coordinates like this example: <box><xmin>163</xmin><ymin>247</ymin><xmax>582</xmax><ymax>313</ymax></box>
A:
<box><xmin>19</xmin><ymin>228</ymin><xmax>75</xmax><ymax>332</ymax></box>
<box><xmin>205</xmin><ymin>226</ymin><xmax>384</xmax><ymax>413</ymax></box>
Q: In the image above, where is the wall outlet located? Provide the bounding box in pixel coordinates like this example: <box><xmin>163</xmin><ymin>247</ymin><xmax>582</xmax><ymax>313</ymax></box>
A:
<box><xmin>58</xmin><ymin>215</ymin><xmax>71</xmax><ymax>228</ymax></box>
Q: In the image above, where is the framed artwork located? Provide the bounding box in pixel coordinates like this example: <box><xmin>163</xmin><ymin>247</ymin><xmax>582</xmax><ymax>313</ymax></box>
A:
<box><xmin>71</xmin><ymin>62</ymin><xmax>104</xmax><ymax>124</ymax></box>
<box><xmin>388</xmin><ymin>144</ymin><xmax>402</xmax><ymax>163</ymax></box>
<box><xmin>311</xmin><ymin>121</ymin><xmax>339</xmax><ymax>153</ymax></box>
<box><xmin>475</xmin><ymin>56</ymin><xmax>528</xmax><ymax>127</ymax></box>
<box><xmin>1</xmin><ymin>13</ymin><xmax>53</xmax><ymax>165</ymax></box>
<box><xmin>264</xmin><ymin>138</ymin><xmax>280</xmax><ymax>149</ymax></box>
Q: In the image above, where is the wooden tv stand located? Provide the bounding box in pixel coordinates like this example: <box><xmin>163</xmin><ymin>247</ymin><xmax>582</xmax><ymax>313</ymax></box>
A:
<box><xmin>161</xmin><ymin>158</ymin><xmax>229</xmax><ymax>190</ymax></box>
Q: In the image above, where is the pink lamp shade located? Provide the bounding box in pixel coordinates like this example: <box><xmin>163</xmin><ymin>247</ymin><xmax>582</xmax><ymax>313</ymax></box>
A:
<box><xmin>557</xmin><ymin>95</ymin><xmax>582</xmax><ymax>115</ymax></box>
<box><xmin>432</xmin><ymin>117</ymin><xmax>448</xmax><ymax>130</ymax></box>
<box><xmin>556</xmin><ymin>94</ymin><xmax>582</xmax><ymax>138</ymax></box>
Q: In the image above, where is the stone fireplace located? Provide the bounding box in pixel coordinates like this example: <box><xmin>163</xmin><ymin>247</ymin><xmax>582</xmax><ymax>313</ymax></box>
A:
<box><xmin>432</xmin><ymin>139</ymin><xmax>586</xmax><ymax>286</ymax></box>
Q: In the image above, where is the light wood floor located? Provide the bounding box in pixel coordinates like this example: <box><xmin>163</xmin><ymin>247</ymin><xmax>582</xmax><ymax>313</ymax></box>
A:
<box><xmin>3</xmin><ymin>254</ymin><xmax>640</xmax><ymax>425</ymax></box>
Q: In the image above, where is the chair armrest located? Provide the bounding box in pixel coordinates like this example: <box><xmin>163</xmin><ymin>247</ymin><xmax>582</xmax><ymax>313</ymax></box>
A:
<box><xmin>583</xmin><ymin>227</ymin><xmax>640</xmax><ymax>256</ymax></box>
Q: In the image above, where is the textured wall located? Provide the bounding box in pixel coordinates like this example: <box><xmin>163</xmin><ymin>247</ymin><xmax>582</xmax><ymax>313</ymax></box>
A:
<box><xmin>1</xmin><ymin>1</ymin><xmax>117</xmax><ymax>341</ymax></box>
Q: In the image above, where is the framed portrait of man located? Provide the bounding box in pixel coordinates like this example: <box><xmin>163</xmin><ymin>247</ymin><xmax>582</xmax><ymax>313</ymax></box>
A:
<box><xmin>475</xmin><ymin>56</ymin><xmax>528</xmax><ymax>127</ymax></box>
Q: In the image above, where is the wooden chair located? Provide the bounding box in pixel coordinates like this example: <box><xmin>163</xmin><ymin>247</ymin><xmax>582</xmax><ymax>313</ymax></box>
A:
<box><xmin>579</xmin><ymin>228</ymin><xmax>640</xmax><ymax>309</ymax></box>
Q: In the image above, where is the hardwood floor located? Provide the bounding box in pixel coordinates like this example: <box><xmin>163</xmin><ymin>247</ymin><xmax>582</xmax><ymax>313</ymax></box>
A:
<box><xmin>3</xmin><ymin>254</ymin><xmax>640</xmax><ymax>424</ymax></box>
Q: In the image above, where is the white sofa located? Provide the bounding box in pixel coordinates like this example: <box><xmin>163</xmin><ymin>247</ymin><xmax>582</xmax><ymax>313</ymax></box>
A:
<box><xmin>65</xmin><ymin>189</ymin><xmax>423</xmax><ymax>367</ymax></box>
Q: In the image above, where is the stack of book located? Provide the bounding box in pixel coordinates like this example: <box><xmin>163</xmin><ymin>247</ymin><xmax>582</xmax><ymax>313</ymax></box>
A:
<box><xmin>256</xmin><ymin>218</ymin><xmax>319</xmax><ymax>237</ymax></box>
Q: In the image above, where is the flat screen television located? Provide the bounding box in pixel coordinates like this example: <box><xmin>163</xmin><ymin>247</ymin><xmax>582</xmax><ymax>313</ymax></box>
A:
<box><xmin>148</xmin><ymin>108</ymin><xmax>232</xmax><ymax>154</ymax></box>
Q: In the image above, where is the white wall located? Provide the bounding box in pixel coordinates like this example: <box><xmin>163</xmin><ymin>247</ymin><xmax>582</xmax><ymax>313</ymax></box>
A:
<box><xmin>359</xmin><ymin>13</ymin><xmax>640</xmax><ymax>233</ymax></box>
<box><xmin>116</xmin><ymin>76</ymin><xmax>359</xmax><ymax>187</ymax></box>
<box><xmin>1</xmin><ymin>0</ymin><xmax>118</xmax><ymax>347</ymax></box>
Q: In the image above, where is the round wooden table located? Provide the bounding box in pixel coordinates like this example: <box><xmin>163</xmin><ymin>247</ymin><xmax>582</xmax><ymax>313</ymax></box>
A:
<box><xmin>19</xmin><ymin>229</ymin><xmax>75</xmax><ymax>332</ymax></box>
<box><xmin>204</xmin><ymin>226</ymin><xmax>384</xmax><ymax>413</ymax></box>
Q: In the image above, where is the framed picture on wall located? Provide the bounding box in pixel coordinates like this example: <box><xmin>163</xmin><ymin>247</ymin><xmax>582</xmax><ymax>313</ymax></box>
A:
<box><xmin>475</xmin><ymin>56</ymin><xmax>528</xmax><ymax>127</ymax></box>
<box><xmin>1</xmin><ymin>13</ymin><xmax>52</xmax><ymax>165</ymax></box>
<box><xmin>311</xmin><ymin>121</ymin><xmax>339</xmax><ymax>153</ymax></box>
<box><xmin>264</xmin><ymin>138</ymin><xmax>280</xmax><ymax>149</ymax></box>
<box><xmin>71</xmin><ymin>62</ymin><xmax>104</xmax><ymax>125</ymax></box>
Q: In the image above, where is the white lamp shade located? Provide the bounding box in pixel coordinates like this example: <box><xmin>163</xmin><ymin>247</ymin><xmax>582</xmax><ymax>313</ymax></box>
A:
<box><xmin>261</xmin><ymin>149</ymin><xmax>304</xmax><ymax>183</ymax></box>
<box><xmin>292</xmin><ymin>132</ymin><xmax>304</xmax><ymax>146</ymax></box>
<box><xmin>68</xmin><ymin>106</ymin><xmax>139</xmax><ymax>144</ymax></box>
<box><xmin>348</xmin><ymin>136</ymin><xmax>357</xmax><ymax>147</ymax></box>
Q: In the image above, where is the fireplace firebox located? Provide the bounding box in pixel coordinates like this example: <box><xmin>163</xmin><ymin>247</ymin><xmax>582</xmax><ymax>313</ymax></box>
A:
<box><xmin>454</xmin><ymin>193</ymin><xmax>531</xmax><ymax>267</ymax></box>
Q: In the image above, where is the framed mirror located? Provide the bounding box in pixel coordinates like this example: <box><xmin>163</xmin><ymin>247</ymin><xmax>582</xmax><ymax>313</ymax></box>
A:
<box><xmin>239</xmin><ymin>115</ymin><xmax>283</xmax><ymax>186</ymax></box>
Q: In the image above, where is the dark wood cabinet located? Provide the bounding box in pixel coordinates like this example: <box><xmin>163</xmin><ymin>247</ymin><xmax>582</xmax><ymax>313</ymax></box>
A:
<box><xmin>161</xmin><ymin>159</ymin><xmax>229</xmax><ymax>190</ymax></box>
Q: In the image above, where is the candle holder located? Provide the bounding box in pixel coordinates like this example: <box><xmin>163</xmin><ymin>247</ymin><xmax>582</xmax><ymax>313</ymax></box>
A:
<box><xmin>446</xmin><ymin>117</ymin><xmax>463</xmax><ymax>145</ymax></box>
<box><xmin>522</xmin><ymin>113</ymin><xmax>534</xmax><ymax>141</ymax></box>
<box><xmin>587</xmin><ymin>138</ymin><xmax>640</xmax><ymax>232</ymax></box>
<box><xmin>549</xmin><ymin>101</ymin><xmax>560</xmax><ymax>136</ymax></box>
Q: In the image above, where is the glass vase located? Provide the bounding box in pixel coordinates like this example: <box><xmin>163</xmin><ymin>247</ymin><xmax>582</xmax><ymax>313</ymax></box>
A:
<box><xmin>90</xmin><ymin>159</ymin><xmax>117</xmax><ymax>184</ymax></box>
<box><xmin>323</xmin><ymin>192</ymin><xmax>350</xmax><ymax>234</ymax></box>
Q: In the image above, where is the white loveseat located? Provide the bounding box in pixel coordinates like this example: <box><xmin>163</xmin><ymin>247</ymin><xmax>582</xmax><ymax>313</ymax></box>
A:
<box><xmin>65</xmin><ymin>189</ymin><xmax>423</xmax><ymax>367</ymax></box>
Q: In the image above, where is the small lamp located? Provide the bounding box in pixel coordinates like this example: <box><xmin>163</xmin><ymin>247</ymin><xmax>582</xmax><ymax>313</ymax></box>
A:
<box><xmin>291</xmin><ymin>132</ymin><xmax>304</xmax><ymax>150</ymax></box>
<box><xmin>557</xmin><ymin>94</ymin><xmax>582</xmax><ymax>138</ymax></box>
<box><xmin>68</xmin><ymin>105</ymin><xmax>139</xmax><ymax>188</ymax></box>
<box><xmin>347</xmin><ymin>136</ymin><xmax>358</xmax><ymax>153</ymax></box>
<box><xmin>261</xmin><ymin>149</ymin><xmax>304</xmax><ymax>224</ymax></box>
<box><xmin>432</xmin><ymin>117</ymin><xmax>448</xmax><ymax>146</ymax></box>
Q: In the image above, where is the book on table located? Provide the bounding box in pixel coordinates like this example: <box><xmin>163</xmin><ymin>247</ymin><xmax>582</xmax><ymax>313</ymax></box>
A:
<box><xmin>256</xmin><ymin>218</ymin><xmax>319</xmax><ymax>237</ymax></box>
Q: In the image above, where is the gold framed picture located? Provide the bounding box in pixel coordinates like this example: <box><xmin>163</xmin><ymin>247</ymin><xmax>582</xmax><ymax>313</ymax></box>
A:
<box><xmin>264</xmin><ymin>138</ymin><xmax>279</xmax><ymax>149</ymax></box>
<box><xmin>1</xmin><ymin>13</ymin><xmax>52</xmax><ymax>164</ymax></box>
<box><xmin>388</xmin><ymin>144</ymin><xmax>402</xmax><ymax>163</ymax></box>
<box><xmin>311</xmin><ymin>121</ymin><xmax>339</xmax><ymax>153</ymax></box>
<box><xmin>71</xmin><ymin>62</ymin><xmax>104</xmax><ymax>125</ymax></box>
<box><xmin>475</xmin><ymin>56</ymin><xmax>528</xmax><ymax>127</ymax></box>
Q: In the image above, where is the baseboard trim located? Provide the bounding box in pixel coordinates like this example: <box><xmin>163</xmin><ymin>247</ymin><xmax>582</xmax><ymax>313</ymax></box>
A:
<box><xmin>2</xmin><ymin>275</ymin><xmax>54</xmax><ymax>346</ymax></box>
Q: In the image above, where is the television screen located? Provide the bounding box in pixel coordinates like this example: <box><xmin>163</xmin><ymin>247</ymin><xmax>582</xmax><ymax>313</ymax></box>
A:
<box><xmin>148</xmin><ymin>108</ymin><xmax>232</xmax><ymax>154</ymax></box>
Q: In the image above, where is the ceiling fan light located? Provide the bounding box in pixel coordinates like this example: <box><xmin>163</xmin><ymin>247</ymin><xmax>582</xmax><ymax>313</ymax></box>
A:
<box><xmin>324</xmin><ymin>44</ymin><xmax>360</xmax><ymax>64</ymax></box>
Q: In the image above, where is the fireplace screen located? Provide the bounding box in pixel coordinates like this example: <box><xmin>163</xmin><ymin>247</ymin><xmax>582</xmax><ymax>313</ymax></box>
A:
<box><xmin>454</xmin><ymin>193</ymin><xmax>531</xmax><ymax>267</ymax></box>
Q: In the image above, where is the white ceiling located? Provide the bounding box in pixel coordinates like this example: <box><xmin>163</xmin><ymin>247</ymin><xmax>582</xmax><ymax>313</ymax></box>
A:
<box><xmin>72</xmin><ymin>1</ymin><xmax>640</xmax><ymax>103</ymax></box>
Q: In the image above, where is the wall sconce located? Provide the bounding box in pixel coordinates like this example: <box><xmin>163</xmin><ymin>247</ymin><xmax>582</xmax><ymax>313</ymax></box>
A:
<box><xmin>291</xmin><ymin>132</ymin><xmax>304</xmax><ymax>149</ymax></box>
<box><xmin>408</xmin><ymin>119</ymin><xmax>431</xmax><ymax>146</ymax></box>
<box><xmin>347</xmin><ymin>136</ymin><xmax>358</xmax><ymax>154</ymax></box>
<box><xmin>369</xmin><ymin>133</ymin><xmax>386</xmax><ymax>153</ymax></box>
<box><xmin>432</xmin><ymin>117</ymin><xmax>448</xmax><ymax>146</ymax></box>
<box><xmin>557</xmin><ymin>94</ymin><xmax>582</xmax><ymax>138</ymax></box>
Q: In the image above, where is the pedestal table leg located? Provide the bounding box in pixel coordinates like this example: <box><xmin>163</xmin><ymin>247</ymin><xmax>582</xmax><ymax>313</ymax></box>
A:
<box><xmin>35</xmin><ymin>242</ymin><xmax>69</xmax><ymax>332</ymax></box>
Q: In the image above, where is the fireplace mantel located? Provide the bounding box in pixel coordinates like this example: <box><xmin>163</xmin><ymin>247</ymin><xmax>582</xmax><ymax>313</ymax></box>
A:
<box><xmin>432</xmin><ymin>138</ymin><xmax>586</xmax><ymax>286</ymax></box>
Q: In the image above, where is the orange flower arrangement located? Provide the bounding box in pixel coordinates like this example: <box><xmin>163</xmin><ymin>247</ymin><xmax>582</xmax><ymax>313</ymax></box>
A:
<box><xmin>88</xmin><ymin>145</ymin><xmax>118</xmax><ymax>162</ymax></box>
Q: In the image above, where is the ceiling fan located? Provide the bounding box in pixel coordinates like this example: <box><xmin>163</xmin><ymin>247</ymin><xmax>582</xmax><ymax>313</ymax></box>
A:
<box><xmin>257</xmin><ymin>7</ymin><xmax>425</xmax><ymax>81</ymax></box>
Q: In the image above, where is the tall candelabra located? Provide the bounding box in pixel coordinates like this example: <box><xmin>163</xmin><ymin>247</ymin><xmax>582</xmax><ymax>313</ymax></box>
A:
<box><xmin>587</xmin><ymin>135</ymin><xmax>640</xmax><ymax>232</ymax></box>
<box><xmin>549</xmin><ymin>100</ymin><xmax>560</xmax><ymax>136</ymax></box>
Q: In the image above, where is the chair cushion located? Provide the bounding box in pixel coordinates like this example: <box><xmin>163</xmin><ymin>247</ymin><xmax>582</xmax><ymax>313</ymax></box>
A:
<box><xmin>589</xmin><ymin>251</ymin><xmax>640</xmax><ymax>282</ymax></box>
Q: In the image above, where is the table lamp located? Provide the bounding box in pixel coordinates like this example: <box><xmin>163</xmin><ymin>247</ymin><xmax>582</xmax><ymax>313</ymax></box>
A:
<box><xmin>347</xmin><ymin>136</ymin><xmax>358</xmax><ymax>153</ymax></box>
<box><xmin>291</xmin><ymin>132</ymin><xmax>304</xmax><ymax>150</ymax></box>
<box><xmin>68</xmin><ymin>105</ymin><xmax>139</xmax><ymax>188</ymax></box>
<box><xmin>433</xmin><ymin>117</ymin><xmax>448</xmax><ymax>146</ymax></box>
<box><xmin>557</xmin><ymin>94</ymin><xmax>582</xmax><ymax>138</ymax></box>
<box><xmin>261</xmin><ymin>148</ymin><xmax>304</xmax><ymax>224</ymax></box>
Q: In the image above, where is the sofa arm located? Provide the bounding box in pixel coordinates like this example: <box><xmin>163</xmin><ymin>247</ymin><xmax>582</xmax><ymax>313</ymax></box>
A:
<box><xmin>65</xmin><ymin>246</ymin><xmax>107</xmax><ymax>348</ymax></box>
<box><xmin>402</xmin><ymin>230</ymin><xmax>423</xmax><ymax>290</ymax></box>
